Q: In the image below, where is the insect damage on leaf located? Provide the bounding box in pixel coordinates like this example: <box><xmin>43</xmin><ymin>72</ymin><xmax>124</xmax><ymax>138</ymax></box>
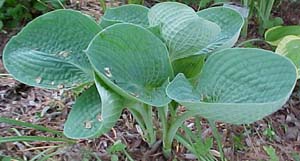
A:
<box><xmin>104</xmin><ymin>67</ymin><xmax>112</xmax><ymax>78</ymax></box>
<box><xmin>57</xmin><ymin>84</ymin><xmax>64</xmax><ymax>89</ymax></box>
<box><xmin>57</xmin><ymin>51</ymin><xmax>71</xmax><ymax>58</ymax></box>
<box><xmin>97</xmin><ymin>114</ymin><xmax>103</xmax><ymax>122</ymax></box>
<box><xmin>35</xmin><ymin>77</ymin><xmax>42</xmax><ymax>84</ymax></box>
<box><xmin>84</xmin><ymin>120</ymin><xmax>93</xmax><ymax>129</ymax></box>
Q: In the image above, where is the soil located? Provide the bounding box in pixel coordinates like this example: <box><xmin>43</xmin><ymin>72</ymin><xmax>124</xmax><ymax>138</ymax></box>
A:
<box><xmin>1</xmin><ymin>0</ymin><xmax>300</xmax><ymax>161</ymax></box>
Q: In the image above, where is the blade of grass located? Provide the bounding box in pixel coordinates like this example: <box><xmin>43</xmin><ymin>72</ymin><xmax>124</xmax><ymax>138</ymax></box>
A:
<box><xmin>0</xmin><ymin>73</ymin><xmax>12</xmax><ymax>77</ymax></box>
<box><xmin>39</xmin><ymin>150</ymin><xmax>62</xmax><ymax>161</ymax></box>
<box><xmin>208</xmin><ymin>120</ymin><xmax>225</xmax><ymax>161</ymax></box>
<box><xmin>30</xmin><ymin>146</ymin><xmax>61</xmax><ymax>161</ymax></box>
<box><xmin>11</xmin><ymin>128</ymin><xmax>32</xmax><ymax>147</ymax></box>
<box><xmin>175</xmin><ymin>134</ymin><xmax>195</xmax><ymax>154</ymax></box>
<box><xmin>98</xmin><ymin>0</ymin><xmax>106</xmax><ymax>13</ymax></box>
<box><xmin>56</xmin><ymin>0</ymin><xmax>65</xmax><ymax>9</ymax></box>
<box><xmin>0</xmin><ymin>117</ymin><xmax>64</xmax><ymax>136</ymax></box>
<box><xmin>0</xmin><ymin>136</ymin><xmax>75</xmax><ymax>144</ymax></box>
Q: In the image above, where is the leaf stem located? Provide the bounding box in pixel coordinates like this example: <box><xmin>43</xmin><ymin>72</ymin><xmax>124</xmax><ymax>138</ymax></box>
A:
<box><xmin>127</xmin><ymin>104</ymin><xmax>156</xmax><ymax>146</ymax></box>
<box><xmin>157</xmin><ymin>106</ymin><xmax>170</xmax><ymax>157</ymax></box>
<box><xmin>143</xmin><ymin>104</ymin><xmax>156</xmax><ymax>145</ymax></box>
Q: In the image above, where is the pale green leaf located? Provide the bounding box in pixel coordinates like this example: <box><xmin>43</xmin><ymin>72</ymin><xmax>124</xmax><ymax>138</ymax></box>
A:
<box><xmin>167</xmin><ymin>48</ymin><xmax>297</xmax><ymax>124</ymax></box>
<box><xmin>87</xmin><ymin>23</ymin><xmax>173</xmax><ymax>107</ymax></box>
<box><xmin>108</xmin><ymin>140</ymin><xmax>126</xmax><ymax>154</ymax></box>
<box><xmin>100</xmin><ymin>4</ymin><xmax>149</xmax><ymax>28</ymax></box>
<box><xmin>148</xmin><ymin>2</ymin><xmax>221</xmax><ymax>61</ymax></box>
<box><xmin>276</xmin><ymin>35</ymin><xmax>300</xmax><ymax>77</ymax></box>
<box><xmin>265</xmin><ymin>26</ymin><xmax>300</xmax><ymax>46</ymax></box>
<box><xmin>3</xmin><ymin>9</ymin><xmax>102</xmax><ymax>89</ymax></box>
<box><xmin>63</xmin><ymin>80</ymin><xmax>123</xmax><ymax>139</ymax></box>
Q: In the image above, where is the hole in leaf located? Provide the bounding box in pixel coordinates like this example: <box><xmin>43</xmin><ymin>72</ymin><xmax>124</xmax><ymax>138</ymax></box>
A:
<box><xmin>35</xmin><ymin>77</ymin><xmax>42</xmax><ymax>84</ymax></box>
<box><xmin>84</xmin><ymin>120</ymin><xmax>93</xmax><ymax>129</ymax></box>
<box><xmin>104</xmin><ymin>67</ymin><xmax>112</xmax><ymax>78</ymax></box>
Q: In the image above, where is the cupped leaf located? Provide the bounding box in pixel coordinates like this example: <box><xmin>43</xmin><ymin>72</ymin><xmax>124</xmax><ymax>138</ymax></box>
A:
<box><xmin>172</xmin><ymin>6</ymin><xmax>245</xmax><ymax>78</ymax></box>
<box><xmin>148</xmin><ymin>2</ymin><xmax>221</xmax><ymax>61</ymax></box>
<box><xmin>86</xmin><ymin>23</ymin><xmax>173</xmax><ymax>107</ymax></box>
<box><xmin>64</xmin><ymin>76</ymin><xmax>123</xmax><ymax>139</ymax></box>
<box><xmin>265</xmin><ymin>26</ymin><xmax>300</xmax><ymax>46</ymax></box>
<box><xmin>276</xmin><ymin>35</ymin><xmax>300</xmax><ymax>76</ymax></box>
<box><xmin>197</xmin><ymin>6</ymin><xmax>244</xmax><ymax>52</ymax></box>
<box><xmin>3</xmin><ymin>9</ymin><xmax>102</xmax><ymax>89</ymax></box>
<box><xmin>167</xmin><ymin>48</ymin><xmax>297</xmax><ymax>124</ymax></box>
<box><xmin>170</xmin><ymin>6</ymin><xmax>245</xmax><ymax>78</ymax></box>
<box><xmin>99</xmin><ymin>4</ymin><xmax>149</xmax><ymax>28</ymax></box>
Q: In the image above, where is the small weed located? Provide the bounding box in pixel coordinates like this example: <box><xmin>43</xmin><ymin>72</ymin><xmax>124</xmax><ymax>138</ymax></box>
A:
<box><xmin>107</xmin><ymin>140</ymin><xmax>134</xmax><ymax>161</ymax></box>
<box><xmin>263</xmin><ymin>124</ymin><xmax>276</xmax><ymax>141</ymax></box>
<box><xmin>263</xmin><ymin>146</ymin><xmax>279</xmax><ymax>161</ymax></box>
<box><xmin>232</xmin><ymin>134</ymin><xmax>245</xmax><ymax>150</ymax></box>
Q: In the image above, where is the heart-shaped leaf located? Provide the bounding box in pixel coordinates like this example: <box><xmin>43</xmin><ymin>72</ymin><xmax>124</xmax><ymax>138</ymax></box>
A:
<box><xmin>276</xmin><ymin>35</ymin><xmax>300</xmax><ymax>76</ymax></box>
<box><xmin>87</xmin><ymin>23</ymin><xmax>173</xmax><ymax>107</ymax></box>
<box><xmin>3</xmin><ymin>9</ymin><xmax>102</xmax><ymax>89</ymax></box>
<box><xmin>64</xmin><ymin>76</ymin><xmax>123</xmax><ymax>139</ymax></box>
<box><xmin>148</xmin><ymin>2</ymin><xmax>221</xmax><ymax>61</ymax></box>
<box><xmin>100</xmin><ymin>4</ymin><xmax>149</xmax><ymax>28</ymax></box>
<box><xmin>197</xmin><ymin>6</ymin><xmax>244</xmax><ymax>52</ymax></box>
<box><xmin>167</xmin><ymin>48</ymin><xmax>297</xmax><ymax>124</ymax></box>
<box><xmin>265</xmin><ymin>26</ymin><xmax>300</xmax><ymax>46</ymax></box>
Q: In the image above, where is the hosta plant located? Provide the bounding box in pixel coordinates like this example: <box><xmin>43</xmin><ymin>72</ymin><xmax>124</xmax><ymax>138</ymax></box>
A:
<box><xmin>2</xmin><ymin>2</ymin><xmax>297</xmax><ymax>158</ymax></box>
<box><xmin>265</xmin><ymin>25</ymin><xmax>300</xmax><ymax>77</ymax></box>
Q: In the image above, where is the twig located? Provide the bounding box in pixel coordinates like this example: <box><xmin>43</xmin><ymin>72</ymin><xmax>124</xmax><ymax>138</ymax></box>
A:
<box><xmin>21</xmin><ymin>145</ymin><xmax>59</xmax><ymax>151</ymax></box>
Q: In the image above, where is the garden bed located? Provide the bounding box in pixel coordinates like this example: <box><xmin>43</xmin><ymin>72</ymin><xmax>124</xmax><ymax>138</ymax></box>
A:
<box><xmin>1</xmin><ymin>0</ymin><xmax>300</xmax><ymax>160</ymax></box>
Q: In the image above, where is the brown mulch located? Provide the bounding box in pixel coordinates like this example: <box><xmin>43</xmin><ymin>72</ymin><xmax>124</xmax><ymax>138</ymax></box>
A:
<box><xmin>1</xmin><ymin>0</ymin><xmax>300</xmax><ymax>161</ymax></box>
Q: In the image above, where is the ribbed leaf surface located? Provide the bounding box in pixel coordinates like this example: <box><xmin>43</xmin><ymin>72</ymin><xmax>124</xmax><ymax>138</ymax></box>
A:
<box><xmin>167</xmin><ymin>48</ymin><xmax>297</xmax><ymax>124</ymax></box>
<box><xmin>148</xmin><ymin>2</ymin><xmax>221</xmax><ymax>61</ymax></box>
<box><xmin>100</xmin><ymin>4</ymin><xmax>149</xmax><ymax>28</ymax></box>
<box><xmin>87</xmin><ymin>23</ymin><xmax>173</xmax><ymax>107</ymax></box>
<box><xmin>64</xmin><ymin>77</ymin><xmax>123</xmax><ymax>139</ymax></box>
<box><xmin>3</xmin><ymin>9</ymin><xmax>102</xmax><ymax>89</ymax></box>
<box><xmin>197</xmin><ymin>6</ymin><xmax>244</xmax><ymax>53</ymax></box>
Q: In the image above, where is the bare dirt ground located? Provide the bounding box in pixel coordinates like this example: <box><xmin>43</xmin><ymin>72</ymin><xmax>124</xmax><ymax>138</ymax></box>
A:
<box><xmin>1</xmin><ymin>0</ymin><xmax>300</xmax><ymax>161</ymax></box>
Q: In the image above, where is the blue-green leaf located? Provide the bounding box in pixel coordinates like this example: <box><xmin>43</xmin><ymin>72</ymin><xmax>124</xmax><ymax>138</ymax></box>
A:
<box><xmin>167</xmin><ymin>48</ymin><xmax>297</xmax><ymax>124</ymax></box>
